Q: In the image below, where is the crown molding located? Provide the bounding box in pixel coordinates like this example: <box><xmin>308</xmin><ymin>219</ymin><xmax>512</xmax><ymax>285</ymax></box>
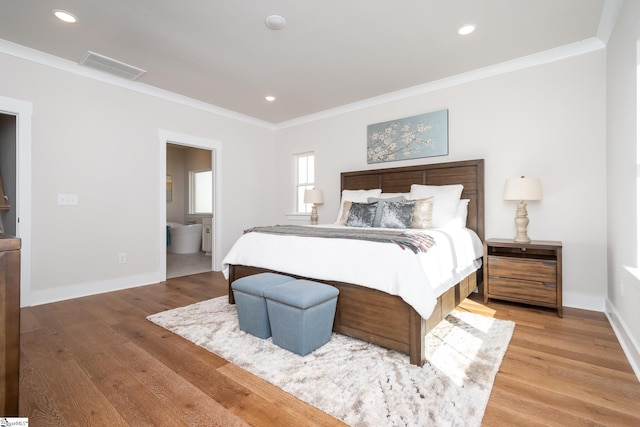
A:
<box><xmin>1</xmin><ymin>36</ymin><xmax>605</xmax><ymax>132</ymax></box>
<box><xmin>0</xmin><ymin>39</ymin><xmax>277</xmax><ymax>130</ymax></box>
<box><xmin>275</xmin><ymin>37</ymin><xmax>605</xmax><ymax>130</ymax></box>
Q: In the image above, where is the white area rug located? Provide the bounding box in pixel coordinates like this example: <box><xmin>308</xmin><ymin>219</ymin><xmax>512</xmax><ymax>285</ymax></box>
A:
<box><xmin>148</xmin><ymin>297</ymin><xmax>514</xmax><ymax>426</ymax></box>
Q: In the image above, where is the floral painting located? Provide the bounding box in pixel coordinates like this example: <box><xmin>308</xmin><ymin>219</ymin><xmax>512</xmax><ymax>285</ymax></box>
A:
<box><xmin>367</xmin><ymin>109</ymin><xmax>448</xmax><ymax>164</ymax></box>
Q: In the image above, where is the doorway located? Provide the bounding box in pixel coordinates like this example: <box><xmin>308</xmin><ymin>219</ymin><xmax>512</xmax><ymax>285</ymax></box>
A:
<box><xmin>157</xmin><ymin>130</ymin><xmax>222</xmax><ymax>282</ymax></box>
<box><xmin>0</xmin><ymin>113</ymin><xmax>17</xmax><ymax>236</ymax></box>
<box><xmin>166</xmin><ymin>143</ymin><xmax>212</xmax><ymax>278</ymax></box>
<box><xmin>0</xmin><ymin>96</ymin><xmax>32</xmax><ymax>307</ymax></box>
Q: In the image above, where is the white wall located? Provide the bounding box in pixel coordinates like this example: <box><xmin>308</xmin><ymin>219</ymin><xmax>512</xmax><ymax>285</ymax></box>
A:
<box><xmin>275</xmin><ymin>49</ymin><xmax>608</xmax><ymax>312</ymax></box>
<box><xmin>0</xmin><ymin>51</ymin><xmax>278</xmax><ymax>305</ymax></box>
<box><xmin>606</xmin><ymin>0</ymin><xmax>640</xmax><ymax>375</ymax></box>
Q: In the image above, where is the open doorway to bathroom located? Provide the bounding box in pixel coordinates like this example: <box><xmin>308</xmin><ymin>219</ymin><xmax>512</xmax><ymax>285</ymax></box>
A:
<box><xmin>166</xmin><ymin>143</ymin><xmax>213</xmax><ymax>279</ymax></box>
<box><xmin>158</xmin><ymin>129</ymin><xmax>222</xmax><ymax>283</ymax></box>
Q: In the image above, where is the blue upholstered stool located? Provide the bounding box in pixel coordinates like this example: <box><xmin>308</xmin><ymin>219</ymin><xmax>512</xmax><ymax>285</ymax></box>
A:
<box><xmin>263</xmin><ymin>280</ymin><xmax>339</xmax><ymax>356</ymax></box>
<box><xmin>231</xmin><ymin>273</ymin><xmax>295</xmax><ymax>339</ymax></box>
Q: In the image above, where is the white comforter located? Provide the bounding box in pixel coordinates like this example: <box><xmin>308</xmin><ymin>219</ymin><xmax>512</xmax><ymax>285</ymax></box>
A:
<box><xmin>222</xmin><ymin>224</ymin><xmax>483</xmax><ymax>319</ymax></box>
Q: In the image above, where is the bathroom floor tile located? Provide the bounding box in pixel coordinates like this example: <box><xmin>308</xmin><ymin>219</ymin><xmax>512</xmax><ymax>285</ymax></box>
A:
<box><xmin>167</xmin><ymin>251</ymin><xmax>212</xmax><ymax>279</ymax></box>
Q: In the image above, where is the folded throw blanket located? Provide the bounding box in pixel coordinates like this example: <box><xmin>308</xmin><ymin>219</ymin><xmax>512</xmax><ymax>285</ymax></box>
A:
<box><xmin>244</xmin><ymin>225</ymin><xmax>435</xmax><ymax>254</ymax></box>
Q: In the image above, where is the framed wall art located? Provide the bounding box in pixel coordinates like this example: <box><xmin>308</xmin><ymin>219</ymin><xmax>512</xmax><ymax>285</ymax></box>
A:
<box><xmin>367</xmin><ymin>109</ymin><xmax>448</xmax><ymax>164</ymax></box>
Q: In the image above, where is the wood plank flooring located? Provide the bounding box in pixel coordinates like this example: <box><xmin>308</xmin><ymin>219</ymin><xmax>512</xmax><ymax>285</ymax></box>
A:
<box><xmin>18</xmin><ymin>272</ymin><xmax>640</xmax><ymax>426</ymax></box>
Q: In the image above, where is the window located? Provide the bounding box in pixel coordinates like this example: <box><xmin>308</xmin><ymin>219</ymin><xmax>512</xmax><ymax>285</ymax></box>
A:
<box><xmin>294</xmin><ymin>153</ymin><xmax>315</xmax><ymax>213</ymax></box>
<box><xmin>189</xmin><ymin>170</ymin><xmax>212</xmax><ymax>214</ymax></box>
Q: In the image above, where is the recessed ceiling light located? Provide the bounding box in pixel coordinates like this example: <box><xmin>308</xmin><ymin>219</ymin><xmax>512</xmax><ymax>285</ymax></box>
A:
<box><xmin>53</xmin><ymin>9</ymin><xmax>78</xmax><ymax>23</ymax></box>
<box><xmin>265</xmin><ymin>95</ymin><xmax>276</xmax><ymax>102</ymax></box>
<box><xmin>265</xmin><ymin>15</ymin><xmax>286</xmax><ymax>30</ymax></box>
<box><xmin>457</xmin><ymin>23</ymin><xmax>476</xmax><ymax>36</ymax></box>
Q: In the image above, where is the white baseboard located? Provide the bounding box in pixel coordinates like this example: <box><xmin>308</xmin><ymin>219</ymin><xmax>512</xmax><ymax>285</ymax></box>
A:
<box><xmin>26</xmin><ymin>272</ymin><xmax>162</xmax><ymax>307</ymax></box>
<box><xmin>605</xmin><ymin>299</ymin><xmax>640</xmax><ymax>382</ymax></box>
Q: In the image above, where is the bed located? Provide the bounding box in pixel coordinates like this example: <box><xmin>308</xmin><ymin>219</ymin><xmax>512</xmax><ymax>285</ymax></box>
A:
<box><xmin>223</xmin><ymin>159</ymin><xmax>484</xmax><ymax>365</ymax></box>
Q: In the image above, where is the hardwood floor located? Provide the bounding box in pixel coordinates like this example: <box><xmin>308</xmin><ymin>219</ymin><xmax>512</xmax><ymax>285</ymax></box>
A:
<box><xmin>18</xmin><ymin>272</ymin><xmax>640</xmax><ymax>426</ymax></box>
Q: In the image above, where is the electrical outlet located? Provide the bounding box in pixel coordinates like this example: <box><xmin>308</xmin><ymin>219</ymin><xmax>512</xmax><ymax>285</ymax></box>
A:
<box><xmin>118</xmin><ymin>253</ymin><xmax>127</xmax><ymax>264</ymax></box>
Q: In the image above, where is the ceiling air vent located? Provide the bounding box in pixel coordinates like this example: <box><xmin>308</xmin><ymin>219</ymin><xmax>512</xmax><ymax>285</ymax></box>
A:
<box><xmin>79</xmin><ymin>51</ymin><xmax>146</xmax><ymax>81</ymax></box>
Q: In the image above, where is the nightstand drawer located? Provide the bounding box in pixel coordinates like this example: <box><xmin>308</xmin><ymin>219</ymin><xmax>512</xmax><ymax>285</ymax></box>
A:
<box><xmin>487</xmin><ymin>277</ymin><xmax>557</xmax><ymax>304</ymax></box>
<box><xmin>487</xmin><ymin>256</ymin><xmax>556</xmax><ymax>283</ymax></box>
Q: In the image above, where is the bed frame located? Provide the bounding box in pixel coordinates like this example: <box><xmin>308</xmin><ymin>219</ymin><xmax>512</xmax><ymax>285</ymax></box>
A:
<box><xmin>228</xmin><ymin>159</ymin><xmax>484</xmax><ymax>365</ymax></box>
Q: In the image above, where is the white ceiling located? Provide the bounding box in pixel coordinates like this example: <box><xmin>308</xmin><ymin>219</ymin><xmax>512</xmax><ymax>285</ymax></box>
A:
<box><xmin>0</xmin><ymin>0</ymin><xmax>611</xmax><ymax>125</ymax></box>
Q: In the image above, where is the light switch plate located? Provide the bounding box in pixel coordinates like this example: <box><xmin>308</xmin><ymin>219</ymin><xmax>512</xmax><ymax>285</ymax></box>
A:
<box><xmin>58</xmin><ymin>193</ymin><xmax>78</xmax><ymax>205</ymax></box>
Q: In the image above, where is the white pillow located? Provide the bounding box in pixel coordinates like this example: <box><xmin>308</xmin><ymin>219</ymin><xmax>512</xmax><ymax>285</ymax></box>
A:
<box><xmin>444</xmin><ymin>199</ymin><xmax>470</xmax><ymax>228</ymax></box>
<box><xmin>408</xmin><ymin>184</ymin><xmax>463</xmax><ymax>228</ymax></box>
<box><xmin>335</xmin><ymin>189</ymin><xmax>382</xmax><ymax>224</ymax></box>
<box><xmin>457</xmin><ymin>199</ymin><xmax>470</xmax><ymax>223</ymax></box>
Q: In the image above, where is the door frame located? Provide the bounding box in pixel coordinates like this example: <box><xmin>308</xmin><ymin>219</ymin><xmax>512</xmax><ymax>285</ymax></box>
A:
<box><xmin>0</xmin><ymin>96</ymin><xmax>32</xmax><ymax>306</ymax></box>
<box><xmin>158</xmin><ymin>130</ymin><xmax>222</xmax><ymax>281</ymax></box>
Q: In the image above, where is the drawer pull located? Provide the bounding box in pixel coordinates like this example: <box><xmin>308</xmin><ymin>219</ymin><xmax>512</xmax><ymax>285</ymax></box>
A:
<box><xmin>488</xmin><ymin>276</ymin><xmax>500</xmax><ymax>280</ymax></box>
<box><xmin>543</xmin><ymin>262</ymin><xmax>556</xmax><ymax>267</ymax></box>
<box><xmin>489</xmin><ymin>257</ymin><xmax>500</xmax><ymax>262</ymax></box>
<box><xmin>543</xmin><ymin>282</ymin><xmax>557</xmax><ymax>288</ymax></box>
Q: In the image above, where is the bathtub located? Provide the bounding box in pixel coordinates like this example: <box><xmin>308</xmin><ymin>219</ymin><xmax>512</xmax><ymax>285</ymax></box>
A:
<box><xmin>167</xmin><ymin>222</ymin><xmax>203</xmax><ymax>254</ymax></box>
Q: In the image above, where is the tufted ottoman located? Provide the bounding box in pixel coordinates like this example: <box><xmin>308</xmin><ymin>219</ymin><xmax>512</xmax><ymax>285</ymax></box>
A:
<box><xmin>264</xmin><ymin>280</ymin><xmax>339</xmax><ymax>356</ymax></box>
<box><xmin>231</xmin><ymin>272</ymin><xmax>295</xmax><ymax>339</ymax></box>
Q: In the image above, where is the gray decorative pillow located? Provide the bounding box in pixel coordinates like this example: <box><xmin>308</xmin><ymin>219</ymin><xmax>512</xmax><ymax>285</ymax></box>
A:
<box><xmin>346</xmin><ymin>202</ymin><xmax>378</xmax><ymax>227</ymax></box>
<box><xmin>380</xmin><ymin>201</ymin><xmax>416</xmax><ymax>229</ymax></box>
<box><xmin>367</xmin><ymin>196</ymin><xmax>406</xmax><ymax>227</ymax></box>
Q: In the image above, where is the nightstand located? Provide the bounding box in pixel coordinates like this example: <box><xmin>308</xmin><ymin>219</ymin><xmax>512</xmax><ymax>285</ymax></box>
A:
<box><xmin>483</xmin><ymin>238</ymin><xmax>563</xmax><ymax>317</ymax></box>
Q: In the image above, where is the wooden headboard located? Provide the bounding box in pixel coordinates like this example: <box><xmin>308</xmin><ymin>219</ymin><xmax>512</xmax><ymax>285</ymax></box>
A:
<box><xmin>340</xmin><ymin>159</ymin><xmax>484</xmax><ymax>241</ymax></box>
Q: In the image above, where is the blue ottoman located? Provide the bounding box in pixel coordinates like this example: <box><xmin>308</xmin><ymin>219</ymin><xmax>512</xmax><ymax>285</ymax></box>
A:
<box><xmin>264</xmin><ymin>280</ymin><xmax>339</xmax><ymax>356</ymax></box>
<box><xmin>231</xmin><ymin>273</ymin><xmax>295</xmax><ymax>339</ymax></box>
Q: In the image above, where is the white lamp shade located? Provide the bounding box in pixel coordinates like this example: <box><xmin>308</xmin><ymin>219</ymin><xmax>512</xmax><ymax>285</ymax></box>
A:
<box><xmin>503</xmin><ymin>177</ymin><xmax>542</xmax><ymax>201</ymax></box>
<box><xmin>304</xmin><ymin>188</ymin><xmax>324</xmax><ymax>204</ymax></box>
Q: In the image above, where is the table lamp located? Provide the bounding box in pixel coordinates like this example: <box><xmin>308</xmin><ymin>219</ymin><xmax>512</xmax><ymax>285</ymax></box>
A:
<box><xmin>304</xmin><ymin>189</ymin><xmax>324</xmax><ymax>225</ymax></box>
<box><xmin>503</xmin><ymin>176</ymin><xmax>542</xmax><ymax>243</ymax></box>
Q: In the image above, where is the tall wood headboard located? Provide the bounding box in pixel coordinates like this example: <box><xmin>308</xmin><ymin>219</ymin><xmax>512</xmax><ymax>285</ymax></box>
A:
<box><xmin>340</xmin><ymin>159</ymin><xmax>484</xmax><ymax>241</ymax></box>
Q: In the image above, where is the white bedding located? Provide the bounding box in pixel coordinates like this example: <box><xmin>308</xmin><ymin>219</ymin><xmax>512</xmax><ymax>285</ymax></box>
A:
<box><xmin>222</xmin><ymin>224</ymin><xmax>483</xmax><ymax>319</ymax></box>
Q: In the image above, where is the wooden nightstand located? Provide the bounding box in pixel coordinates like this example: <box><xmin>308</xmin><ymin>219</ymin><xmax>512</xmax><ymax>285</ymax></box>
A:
<box><xmin>483</xmin><ymin>238</ymin><xmax>563</xmax><ymax>317</ymax></box>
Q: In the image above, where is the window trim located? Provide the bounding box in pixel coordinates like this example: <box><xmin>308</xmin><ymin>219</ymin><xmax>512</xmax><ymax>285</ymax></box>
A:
<box><xmin>293</xmin><ymin>152</ymin><xmax>315</xmax><ymax>214</ymax></box>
